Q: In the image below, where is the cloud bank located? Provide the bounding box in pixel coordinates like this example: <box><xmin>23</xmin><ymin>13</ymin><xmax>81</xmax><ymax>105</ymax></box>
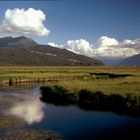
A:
<box><xmin>97</xmin><ymin>36</ymin><xmax>119</xmax><ymax>48</ymax></box>
<box><xmin>66</xmin><ymin>39</ymin><xmax>94</xmax><ymax>55</ymax></box>
<box><xmin>50</xmin><ymin>36</ymin><xmax>139</xmax><ymax>59</ymax></box>
<box><xmin>48</xmin><ymin>42</ymin><xmax>64</xmax><ymax>48</ymax></box>
<box><xmin>95</xmin><ymin>36</ymin><xmax>138</xmax><ymax>58</ymax></box>
<box><xmin>0</xmin><ymin>8</ymin><xmax>50</xmax><ymax>37</ymax></box>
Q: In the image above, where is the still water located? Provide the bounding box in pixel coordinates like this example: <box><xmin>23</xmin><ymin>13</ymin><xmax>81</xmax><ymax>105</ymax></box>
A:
<box><xmin>0</xmin><ymin>85</ymin><xmax>140</xmax><ymax>140</ymax></box>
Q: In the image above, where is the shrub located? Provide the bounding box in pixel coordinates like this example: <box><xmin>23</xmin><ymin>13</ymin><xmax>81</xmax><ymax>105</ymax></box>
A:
<box><xmin>40</xmin><ymin>85</ymin><xmax>78</xmax><ymax>105</ymax></box>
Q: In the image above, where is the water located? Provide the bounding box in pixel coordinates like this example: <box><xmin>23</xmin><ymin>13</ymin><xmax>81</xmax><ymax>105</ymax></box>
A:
<box><xmin>0</xmin><ymin>85</ymin><xmax>140</xmax><ymax>140</ymax></box>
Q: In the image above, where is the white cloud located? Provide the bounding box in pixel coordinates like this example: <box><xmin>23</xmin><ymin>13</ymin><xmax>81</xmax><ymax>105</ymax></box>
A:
<box><xmin>54</xmin><ymin>37</ymin><xmax>139</xmax><ymax>60</ymax></box>
<box><xmin>0</xmin><ymin>8</ymin><xmax>50</xmax><ymax>37</ymax></box>
<box><xmin>123</xmin><ymin>39</ymin><xmax>135</xmax><ymax>45</ymax></box>
<box><xmin>48</xmin><ymin>42</ymin><xmax>64</xmax><ymax>48</ymax></box>
<box><xmin>96</xmin><ymin>46</ymin><xmax>138</xmax><ymax>58</ymax></box>
<box><xmin>66</xmin><ymin>39</ymin><xmax>95</xmax><ymax>55</ymax></box>
<box><xmin>97</xmin><ymin>36</ymin><xmax>119</xmax><ymax>48</ymax></box>
<box><xmin>62</xmin><ymin>36</ymin><xmax>139</xmax><ymax>59</ymax></box>
<box><xmin>64</xmin><ymin>37</ymin><xmax>123</xmax><ymax>58</ymax></box>
<box><xmin>96</xmin><ymin>36</ymin><xmax>138</xmax><ymax>58</ymax></box>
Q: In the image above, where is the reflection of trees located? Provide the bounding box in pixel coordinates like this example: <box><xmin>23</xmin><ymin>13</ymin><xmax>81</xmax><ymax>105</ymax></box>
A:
<box><xmin>40</xmin><ymin>85</ymin><xmax>140</xmax><ymax>117</ymax></box>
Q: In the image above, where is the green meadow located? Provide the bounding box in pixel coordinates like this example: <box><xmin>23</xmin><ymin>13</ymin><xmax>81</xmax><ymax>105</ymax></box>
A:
<box><xmin>0</xmin><ymin>66</ymin><xmax>139</xmax><ymax>97</ymax></box>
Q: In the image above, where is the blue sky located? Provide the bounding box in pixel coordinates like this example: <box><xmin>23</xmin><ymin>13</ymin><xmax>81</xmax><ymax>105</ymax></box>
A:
<box><xmin>0</xmin><ymin>0</ymin><xmax>140</xmax><ymax>44</ymax></box>
<box><xmin>0</xmin><ymin>0</ymin><xmax>140</xmax><ymax>62</ymax></box>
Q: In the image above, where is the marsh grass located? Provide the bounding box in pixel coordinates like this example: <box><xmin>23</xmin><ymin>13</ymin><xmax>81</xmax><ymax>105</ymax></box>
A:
<box><xmin>40</xmin><ymin>85</ymin><xmax>140</xmax><ymax>116</ymax></box>
<box><xmin>0</xmin><ymin>66</ymin><xmax>139</xmax><ymax>96</ymax></box>
<box><xmin>58</xmin><ymin>77</ymin><xmax>140</xmax><ymax>96</ymax></box>
<box><xmin>0</xmin><ymin>116</ymin><xmax>24</xmax><ymax>128</ymax></box>
<box><xmin>0</xmin><ymin>129</ymin><xmax>62</xmax><ymax>140</ymax></box>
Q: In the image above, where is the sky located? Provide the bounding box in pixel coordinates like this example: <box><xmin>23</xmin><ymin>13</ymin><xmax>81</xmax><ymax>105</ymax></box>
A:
<box><xmin>0</xmin><ymin>0</ymin><xmax>140</xmax><ymax>63</ymax></box>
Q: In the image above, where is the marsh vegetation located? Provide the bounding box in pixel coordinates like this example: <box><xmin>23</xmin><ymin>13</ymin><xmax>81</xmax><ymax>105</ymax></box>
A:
<box><xmin>0</xmin><ymin>66</ymin><xmax>139</xmax><ymax>96</ymax></box>
<box><xmin>40</xmin><ymin>85</ymin><xmax>140</xmax><ymax>116</ymax></box>
<box><xmin>0</xmin><ymin>66</ymin><xmax>140</xmax><ymax>139</ymax></box>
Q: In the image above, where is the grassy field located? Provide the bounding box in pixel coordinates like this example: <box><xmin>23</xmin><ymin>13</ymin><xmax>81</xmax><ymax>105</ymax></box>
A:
<box><xmin>0</xmin><ymin>66</ymin><xmax>140</xmax><ymax>96</ymax></box>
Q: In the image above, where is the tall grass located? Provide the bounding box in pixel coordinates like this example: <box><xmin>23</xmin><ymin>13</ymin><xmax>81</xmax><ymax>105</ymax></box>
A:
<box><xmin>40</xmin><ymin>85</ymin><xmax>140</xmax><ymax>116</ymax></box>
<box><xmin>0</xmin><ymin>66</ymin><xmax>139</xmax><ymax>96</ymax></box>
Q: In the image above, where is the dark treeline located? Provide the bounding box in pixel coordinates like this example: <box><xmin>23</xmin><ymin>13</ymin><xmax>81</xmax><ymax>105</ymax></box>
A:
<box><xmin>40</xmin><ymin>85</ymin><xmax>140</xmax><ymax>117</ymax></box>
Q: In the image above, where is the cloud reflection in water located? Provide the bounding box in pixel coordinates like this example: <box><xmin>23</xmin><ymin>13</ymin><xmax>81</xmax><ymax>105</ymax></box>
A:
<box><xmin>6</xmin><ymin>96</ymin><xmax>45</xmax><ymax>125</ymax></box>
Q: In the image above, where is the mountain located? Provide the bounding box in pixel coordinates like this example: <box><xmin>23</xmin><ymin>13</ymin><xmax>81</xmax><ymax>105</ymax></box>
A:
<box><xmin>0</xmin><ymin>36</ymin><xmax>37</xmax><ymax>48</ymax></box>
<box><xmin>97</xmin><ymin>57</ymin><xmax>123</xmax><ymax>66</ymax></box>
<box><xmin>0</xmin><ymin>36</ymin><xmax>103</xmax><ymax>66</ymax></box>
<box><xmin>119</xmin><ymin>54</ymin><xmax>140</xmax><ymax>66</ymax></box>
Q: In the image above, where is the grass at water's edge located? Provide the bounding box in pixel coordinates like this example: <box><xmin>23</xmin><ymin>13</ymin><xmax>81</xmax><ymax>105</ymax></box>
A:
<box><xmin>40</xmin><ymin>85</ymin><xmax>140</xmax><ymax>117</ymax></box>
<box><xmin>0</xmin><ymin>66</ymin><xmax>139</xmax><ymax>96</ymax></box>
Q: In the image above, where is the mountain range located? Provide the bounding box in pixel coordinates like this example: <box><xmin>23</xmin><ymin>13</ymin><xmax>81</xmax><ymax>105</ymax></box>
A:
<box><xmin>119</xmin><ymin>53</ymin><xmax>140</xmax><ymax>66</ymax></box>
<box><xmin>0</xmin><ymin>36</ymin><xmax>103</xmax><ymax>66</ymax></box>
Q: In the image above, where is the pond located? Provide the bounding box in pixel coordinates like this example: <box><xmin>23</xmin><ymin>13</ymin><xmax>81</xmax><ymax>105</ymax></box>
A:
<box><xmin>0</xmin><ymin>85</ymin><xmax>140</xmax><ymax>140</ymax></box>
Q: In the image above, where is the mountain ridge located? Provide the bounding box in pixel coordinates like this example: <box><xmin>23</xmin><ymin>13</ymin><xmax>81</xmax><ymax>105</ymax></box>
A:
<box><xmin>0</xmin><ymin>36</ymin><xmax>103</xmax><ymax>66</ymax></box>
<box><xmin>0</xmin><ymin>36</ymin><xmax>37</xmax><ymax>48</ymax></box>
<box><xmin>119</xmin><ymin>53</ymin><xmax>140</xmax><ymax>66</ymax></box>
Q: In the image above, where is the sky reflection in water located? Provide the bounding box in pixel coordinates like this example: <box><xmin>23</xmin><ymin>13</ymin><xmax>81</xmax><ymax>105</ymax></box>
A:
<box><xmin>6</xmin><ymin>96</ymin><xmax>45</xmax><ymax>125</ymax></box>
